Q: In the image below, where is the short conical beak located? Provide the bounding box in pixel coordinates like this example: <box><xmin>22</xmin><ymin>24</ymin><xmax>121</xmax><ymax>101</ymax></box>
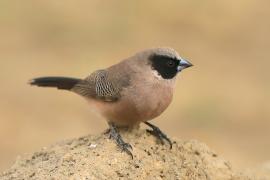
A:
<box><xmin>177</xmin><ymin>59</ymin><xmax>193</xmax><ymax>72</ymax></box>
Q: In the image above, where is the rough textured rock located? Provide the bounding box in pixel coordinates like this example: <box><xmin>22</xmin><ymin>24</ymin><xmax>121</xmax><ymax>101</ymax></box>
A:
<box><xmin>0</xmin><ymin>129</ymin><xmax>250</xmax><ymax>180</ymax></box>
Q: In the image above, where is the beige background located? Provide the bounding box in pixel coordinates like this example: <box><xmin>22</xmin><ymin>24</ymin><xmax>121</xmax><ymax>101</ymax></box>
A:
<box><xmin>0</xmin><ymin>0</ymin><xmax>269</xmax><ymax>171</ymax></box>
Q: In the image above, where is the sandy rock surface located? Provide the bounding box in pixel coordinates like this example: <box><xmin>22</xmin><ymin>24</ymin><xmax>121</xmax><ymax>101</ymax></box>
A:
<box><xmin>0</xmin><ymin>129</ymin><xmax>251</xmax><ymax>180</ymax></box>
<box><xmin>243</xmin><ymin>162</ymin><xmax>270</xmax><ymax>180</ymax></box>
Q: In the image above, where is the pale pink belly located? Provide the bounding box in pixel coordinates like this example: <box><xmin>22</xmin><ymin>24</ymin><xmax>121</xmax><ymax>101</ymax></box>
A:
<box><xmin>87</xmin><ymin>85</ymin><xmax>173</xmax><ymax>127</ymax></box>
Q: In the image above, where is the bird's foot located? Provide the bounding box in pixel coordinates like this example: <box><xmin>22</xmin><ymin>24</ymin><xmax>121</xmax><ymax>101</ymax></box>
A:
<box><xmin>144</xmin><ymin>122</ymin><xmax>172</xmax><ymax>149</ymax></box>
<box><xmin>107</xmin><ymin>123</ymin><xmax>133</xmax><ymax>159</ymax></box>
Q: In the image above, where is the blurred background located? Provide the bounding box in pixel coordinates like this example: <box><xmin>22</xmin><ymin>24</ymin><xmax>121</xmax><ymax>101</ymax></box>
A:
<box><xmin>0</xmin><ymin>0</ymin><xmax>269</xmax><ymax>172</ymax></box>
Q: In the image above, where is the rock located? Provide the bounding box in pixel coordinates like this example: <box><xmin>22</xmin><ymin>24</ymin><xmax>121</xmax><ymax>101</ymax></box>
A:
<box><xmin>243</xmin><ymin>162</ymin><xmax>270</xmax><ymax>180</ymax></box>
<box><xmin>0</xmin><ymin>129</ymin><xmax>250</xmax><ymax>180</ymax></box>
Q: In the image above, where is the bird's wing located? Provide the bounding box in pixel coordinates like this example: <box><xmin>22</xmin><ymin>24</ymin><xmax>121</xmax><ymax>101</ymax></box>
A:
<box><xmin>71</xmin><ymin>69</ymin><xmax>127</xmax><ymax>102</ymax></box>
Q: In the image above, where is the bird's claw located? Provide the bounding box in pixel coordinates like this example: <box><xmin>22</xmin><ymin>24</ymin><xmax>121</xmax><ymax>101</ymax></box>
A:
<box><xmin>145</xmin><ymin>122</ymin><xmax>173</xmax><ymax>149</ymax></box>
<box><xmin>122</xmin><ymin>142</ymin><xmax>133</xmax><ymax>150</ymax></box>
<box><xmin>107</xmin><ymin>123</ymin><xmax>133</xmax><ymax>159</ymax></box>
<box><xmin>119</xmin><ymin>142</ymin><xmax>133</xmax><ymax>159</ymax></box>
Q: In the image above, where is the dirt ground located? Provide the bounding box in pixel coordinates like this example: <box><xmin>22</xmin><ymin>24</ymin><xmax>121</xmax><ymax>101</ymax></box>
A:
<box><xmin>1</xmin><ymin>128</ymin><xmax>264</xmax><ymax>180</ymax></box>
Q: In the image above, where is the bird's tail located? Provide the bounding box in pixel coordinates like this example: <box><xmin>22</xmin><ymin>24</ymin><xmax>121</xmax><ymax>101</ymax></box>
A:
<box><xmin>29</xmin><ymin>77</ymin><xmax>81</xmax><ymax>90</ymax></box>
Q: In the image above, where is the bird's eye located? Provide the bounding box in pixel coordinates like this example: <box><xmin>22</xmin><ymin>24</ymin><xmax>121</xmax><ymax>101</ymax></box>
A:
<box><xmin>166</xmin><ymin>60</ymin><xmax>175</xmax><ymax>67</ymax></box>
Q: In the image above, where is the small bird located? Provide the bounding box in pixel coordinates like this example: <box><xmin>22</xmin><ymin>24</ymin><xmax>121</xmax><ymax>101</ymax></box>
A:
<box><xmin>30</xmin><ymin>47</ymin><xmax>192</xmax><ymax>158</ymax></box>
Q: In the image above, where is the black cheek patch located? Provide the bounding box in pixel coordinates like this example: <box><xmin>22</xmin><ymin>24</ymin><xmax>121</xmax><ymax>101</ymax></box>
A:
<box><xmin>149</xmin><ymin>54</ymin><xmax>179</xmax><ymax>79</ymax></box>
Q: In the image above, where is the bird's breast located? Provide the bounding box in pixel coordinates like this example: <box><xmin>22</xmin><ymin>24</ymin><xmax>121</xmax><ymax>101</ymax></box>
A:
<box><xmin>87</xmin><ymin>78</ymin><xmax>175</xmax><ymax>127</ymax></box>
<box><xmin>131</xmin><ymin>80</ymin><xmax>174</xmax><ymax>122</ymax></box>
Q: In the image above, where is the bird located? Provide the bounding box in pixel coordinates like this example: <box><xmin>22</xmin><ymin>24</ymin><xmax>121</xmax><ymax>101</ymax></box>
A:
<box><xmin>30</xmin><ymin>47</ymin><xmax>193</xmax><ymax>158</ymax></box>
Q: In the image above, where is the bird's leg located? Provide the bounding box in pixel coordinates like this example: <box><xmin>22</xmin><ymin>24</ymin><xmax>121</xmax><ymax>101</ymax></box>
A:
<box><xmin>144</xmin><ymin>122</ymin><xmax>172</xmax><ymax>149</ymax></box>
<box><xmin>106</xmin><ymin>122</ymin><xmax>133</xmax><ymax>158</ymax></box>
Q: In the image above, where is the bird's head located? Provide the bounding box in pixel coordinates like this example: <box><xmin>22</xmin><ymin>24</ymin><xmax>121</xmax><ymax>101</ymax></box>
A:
<box><xmin>146</xmin><ymin>47</ymin><xmax>193</xmax><ymax>79</ymax></box>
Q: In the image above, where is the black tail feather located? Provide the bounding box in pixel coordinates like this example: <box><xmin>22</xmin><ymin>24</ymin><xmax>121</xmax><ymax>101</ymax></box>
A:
<box><xmin>29</xmin><ymin>77</ymin><xmax>80</xmax><ymax>90</ymax></box>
